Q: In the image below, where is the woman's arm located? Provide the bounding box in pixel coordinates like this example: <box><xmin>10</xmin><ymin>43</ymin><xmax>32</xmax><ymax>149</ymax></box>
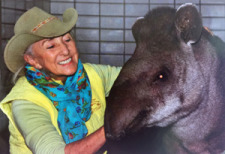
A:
<box><xmin>12</xmin><ymin>100</ymin><xmax>66</xmax><ymax>154</ymax></box>
<box><xmin>12</xmin><ymin>100</ymin><xmax>106</xmax><ymax>154</ymax></box>
<box><xmin>65</xmin><ymin>126</ymin><xmax>105</xmax><ymax>154</ymax></box>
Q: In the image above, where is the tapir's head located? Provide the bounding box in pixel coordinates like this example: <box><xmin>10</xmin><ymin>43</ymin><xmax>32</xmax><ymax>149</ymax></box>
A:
<box><xmin>105</xmin><ymin>3</ymin><xmax>210</xmax><ymax>140</ymax></box>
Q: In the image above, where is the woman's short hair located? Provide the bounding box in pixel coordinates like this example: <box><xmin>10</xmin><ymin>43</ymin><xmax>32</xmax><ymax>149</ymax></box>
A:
<box><xmin>12</xmin><ymin>44</ymin><xmax>34</xmax><ymax>84</ymax></box>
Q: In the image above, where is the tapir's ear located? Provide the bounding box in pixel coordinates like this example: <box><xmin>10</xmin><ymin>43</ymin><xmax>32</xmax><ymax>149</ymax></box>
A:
<box><xmin>175</xmin><ymin>3</ymin><xmax>202</xmax><ymax>45</ymax></box>
<box><xmin>132</xmin><ymin>17</ymin><xmax>145</xmax><ymax>42</ymax></box>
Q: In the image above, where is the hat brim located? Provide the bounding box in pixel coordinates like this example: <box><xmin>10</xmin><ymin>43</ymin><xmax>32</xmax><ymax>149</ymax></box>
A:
<box><xmin>4</xmin><ymin>8</ymin><xmax>78</xmax><ymax>74</ymax></box>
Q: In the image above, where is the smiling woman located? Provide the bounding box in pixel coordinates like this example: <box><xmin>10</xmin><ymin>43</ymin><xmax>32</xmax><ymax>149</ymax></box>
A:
<box><xmin>0</xmin><ymin>7</ymin><xmax>121</xmax><ymax>154</ymax></box>
<box><xmin>24</xmin><ymin>33</ymin><xmax>79</xmax><ymax>82</ymax></box>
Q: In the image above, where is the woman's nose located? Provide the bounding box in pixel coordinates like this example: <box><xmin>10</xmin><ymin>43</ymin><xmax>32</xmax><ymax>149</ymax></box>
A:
<box><xmin>60</xmin><ymin>42</ymin><xmax>69</xmax><ymax>55</ymax></box>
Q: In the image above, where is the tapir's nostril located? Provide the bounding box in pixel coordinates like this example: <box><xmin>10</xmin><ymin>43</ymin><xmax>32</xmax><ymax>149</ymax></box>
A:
<box><xmin>105</xmin><ymin>132</ymin><xmax>113</xmax><ymax>139</ymax></box>
<box><xmin>105</xmin><ymin>129</ymin><xmax>126</xmax><ymax>141</ymax></box>
<box><xmin>105</xmin><ymin>132</ymin><xmax>120</xmax><ymax>141</ymax></box>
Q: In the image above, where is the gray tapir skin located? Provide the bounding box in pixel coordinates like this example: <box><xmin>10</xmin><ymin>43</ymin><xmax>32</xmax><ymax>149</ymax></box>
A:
<box><xmin>104</xmin><ymin>3</ymin><xmax>225</xmax><ymax>154</ymax></box>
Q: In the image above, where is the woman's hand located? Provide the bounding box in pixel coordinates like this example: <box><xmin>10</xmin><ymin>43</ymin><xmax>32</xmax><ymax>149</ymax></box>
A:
<box><xmin>65</xmin><ymin>126</ymin><xmax>106</xmax><ymax>154</ymax></box>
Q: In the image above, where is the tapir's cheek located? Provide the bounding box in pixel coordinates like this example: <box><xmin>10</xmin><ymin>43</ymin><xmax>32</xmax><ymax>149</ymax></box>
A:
<box><xmin>148</xmin><ymin>95</ymin><xmax>182</xmax><ymax>127</ymax></box>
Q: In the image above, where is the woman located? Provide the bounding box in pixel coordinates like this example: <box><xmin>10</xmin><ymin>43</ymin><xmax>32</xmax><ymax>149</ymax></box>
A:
<box><xmin>0</xmin><ymin>7</ymin><xmax>121</xmax><ymax>154</ymax></box>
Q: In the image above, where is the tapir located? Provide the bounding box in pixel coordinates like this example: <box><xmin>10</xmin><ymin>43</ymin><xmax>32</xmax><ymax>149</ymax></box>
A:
<box><xmin>104</xmin><ymin>3</ymin><xmax>225</xmax><ymax>154</ymax></box>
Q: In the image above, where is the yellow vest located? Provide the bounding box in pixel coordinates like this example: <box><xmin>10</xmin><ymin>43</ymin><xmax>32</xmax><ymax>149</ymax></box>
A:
<box><xmin>0</xmin><ymin>64</ymin><xmax>107</xmax><ymax>154</ymax></box>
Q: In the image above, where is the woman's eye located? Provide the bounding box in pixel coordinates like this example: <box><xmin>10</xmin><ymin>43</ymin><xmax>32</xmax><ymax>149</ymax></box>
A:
<box><xmin>65</xmin><ymin>38</ymin><xmax>71</xmax><ymax>42</ymax></box>
<box><xmin>47</xmin><ymin>45</ymin><xmax>54</xmax><ymax>49</ymax></box>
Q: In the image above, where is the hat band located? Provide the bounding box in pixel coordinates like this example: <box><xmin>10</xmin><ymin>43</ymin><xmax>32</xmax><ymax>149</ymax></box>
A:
<box><xmin>31</xmin><ymin>16</ymin><xmax>58</xmax><ymax>33</ymax></box>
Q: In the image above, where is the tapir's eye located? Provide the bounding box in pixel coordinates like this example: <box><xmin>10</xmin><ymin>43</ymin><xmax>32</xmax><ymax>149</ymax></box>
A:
<box><xmin>153</xmin><ymin>70</ymin><xmax>169</xmax><ymax>83</ymax></box>
<box><xmin>158</xmin><ymin>74</ymin><xmax>164</xmax><ymax>79</ymax></box>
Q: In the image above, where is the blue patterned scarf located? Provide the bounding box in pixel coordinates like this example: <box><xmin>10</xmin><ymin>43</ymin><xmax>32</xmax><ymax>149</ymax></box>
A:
<box><xmin>25</xmin><ymin>59</ymin><xmax>92</xmax><ymax>144</ymax></box>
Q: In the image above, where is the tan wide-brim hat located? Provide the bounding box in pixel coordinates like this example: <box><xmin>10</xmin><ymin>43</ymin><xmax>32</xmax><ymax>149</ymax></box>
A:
<box><xmin>4</xmin><ymin>7</ymin><xmax>78</xmax><ymax>74</ymax></box>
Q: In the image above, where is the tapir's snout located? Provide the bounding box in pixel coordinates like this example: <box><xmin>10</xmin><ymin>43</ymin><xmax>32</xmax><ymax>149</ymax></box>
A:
<box><xmin>104</xmin><ymin>120</ymin><xmax>126</xmax><ymax>141</ymax></box>
<box><xmin>104</xmin><ymin>108</ymin><xmax>124</xmax><ymax>141</ymax></box>
<box><xmin>105</xmin><ymin>108</ymin><xmax>150</xmax><ymax>141</ymax></box>
<box><xmin>104</xmin><ymin>79</ymin><xmax>154</xmax><ymax>141</ymax></box>
<box><xmin>104</xmin><ymin>95</ymin><xmax>135</xmax><ymax>141</ymax></box>
<box><xmin>104</xmin><ymin>57</ymin><xmax>163</xmax><ymax>141</ymax></box>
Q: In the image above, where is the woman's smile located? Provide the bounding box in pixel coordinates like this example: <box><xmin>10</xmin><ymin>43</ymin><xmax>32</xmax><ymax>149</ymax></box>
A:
<box><xmin>58</xmin><ymin>57</ymin><xmax>72</xmax><ymax>65</ymax></box>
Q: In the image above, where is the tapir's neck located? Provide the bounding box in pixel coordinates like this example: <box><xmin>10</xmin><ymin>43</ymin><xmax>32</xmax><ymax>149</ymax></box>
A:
<box><xmin>172</xmin><ymin>83</ymin><xmax>224</xmax><ymax>141</ymax></box>
<box><xmin>171</xmin><ymin>78</ymin><xmax>225</xmax><ymax>153</ymax></box>
<box><xmin>171</xmin><ymin>38</ymin><xmax>225</xmax><ymax>152</ymax></box>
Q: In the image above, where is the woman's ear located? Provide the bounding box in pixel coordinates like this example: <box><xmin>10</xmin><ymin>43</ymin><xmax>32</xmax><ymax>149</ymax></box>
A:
<box><xmin>24</xmin><ymin>54</ymin><xmax>42</xmax><ymax>69</ymax></box>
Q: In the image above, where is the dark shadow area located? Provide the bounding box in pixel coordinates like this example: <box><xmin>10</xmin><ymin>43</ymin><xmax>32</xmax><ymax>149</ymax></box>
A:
<box><xmin>0</xmin><ymin>123</ymin><xmax>10</xmax><ymax>154</ymax></box>
<box><xmin>98</xmin><ymin>127</ymin><xmax>168</xmax><ymax>154</ymax></box>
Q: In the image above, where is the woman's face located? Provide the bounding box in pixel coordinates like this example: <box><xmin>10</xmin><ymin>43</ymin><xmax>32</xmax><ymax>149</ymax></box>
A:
<box><xmin>26</xmin><ymin>33</ymin><xmax>79</xmax><ymax>81</ymax></box>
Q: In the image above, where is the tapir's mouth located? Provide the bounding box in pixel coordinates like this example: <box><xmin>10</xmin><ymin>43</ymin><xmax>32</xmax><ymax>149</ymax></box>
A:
<box><xmin>106</xmin><ymin>110</ymin><xmax>149</xmax><ymax>141</ymax></box>
<box><xmin>127</xmin><ymin>110</ymin><xmax>148</xmax><ymax>130</ymax></box>
<box><xmin>120</xmin><ymin>110</ymin><xmax>150</xmax><ymax>138</ymax></box>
